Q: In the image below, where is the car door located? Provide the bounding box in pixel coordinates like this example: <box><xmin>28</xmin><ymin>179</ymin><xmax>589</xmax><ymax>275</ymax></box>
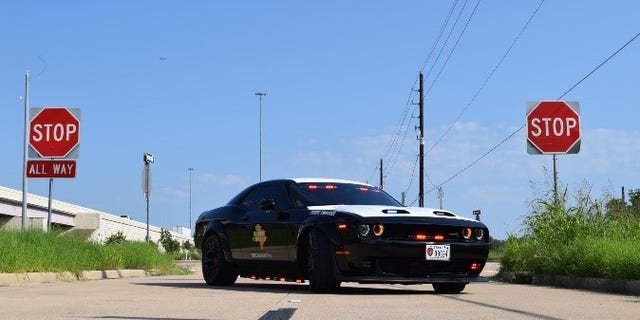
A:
<box><xmin>235</xmin><ymin>182</ymin><xmax>298</xmax><ymax>275</ymax></box>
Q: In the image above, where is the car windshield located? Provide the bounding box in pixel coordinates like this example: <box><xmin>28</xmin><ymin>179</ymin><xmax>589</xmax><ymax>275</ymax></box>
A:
<box><xmin>291</xmin><ymin>182</ymin><xmax>402</xmax><ymax>207</ymax></box>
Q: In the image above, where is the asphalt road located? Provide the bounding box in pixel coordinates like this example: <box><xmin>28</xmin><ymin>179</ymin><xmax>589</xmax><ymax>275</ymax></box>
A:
<box><xmin>1</xmin><ymin>264</ymin><xmax>638</xmax><ymax>320</ymax></box>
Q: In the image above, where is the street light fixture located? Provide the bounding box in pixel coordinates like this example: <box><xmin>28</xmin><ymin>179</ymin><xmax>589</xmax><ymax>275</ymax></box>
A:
<box><xmin>255</xmin><ymin>92</ymin><xmax>266</xmax><ymax>182</ymax></box>
<box><xmin>187</xmin><ymin>167</ymin><xmax>194</xmax><ymax>232</ymax></box>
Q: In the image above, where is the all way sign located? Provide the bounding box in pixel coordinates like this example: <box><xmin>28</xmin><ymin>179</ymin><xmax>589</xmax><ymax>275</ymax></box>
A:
<box><xmin>26</xmin><ymin>160</ymin><xmax>77</xmax><ymax>178</ymax></box>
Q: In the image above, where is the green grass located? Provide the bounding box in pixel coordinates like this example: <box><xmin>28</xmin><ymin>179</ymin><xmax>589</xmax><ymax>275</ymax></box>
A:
<box><xmin>487</xmin><ymin>250</ymin><xmax>502</xmax><ymax>261</ymax></box>
<box><xmin>0</xmin><ymin>229</ymin><xmax>189</xmax><ymax>275</ymax></box>
<box><xmin>500</xmin><ymin>190</ymin><xmax>640</xmax><ymax>280</ymax></box>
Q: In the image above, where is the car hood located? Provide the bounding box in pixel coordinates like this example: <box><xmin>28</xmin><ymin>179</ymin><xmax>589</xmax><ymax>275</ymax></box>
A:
<box><xmin>307</xmin><ymin>204</ymin><xmax>476</xmax><ymax>222</ymax></box>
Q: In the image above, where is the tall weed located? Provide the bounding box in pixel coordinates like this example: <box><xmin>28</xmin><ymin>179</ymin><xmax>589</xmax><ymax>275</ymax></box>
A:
<box><xmin>0</xmin><ymin>229</ymin><xmax>181</xmax><ymax>274</ymax></box>
<box><xmin>501</xmin><ymin>182</ymin><xmax>640</xmax><ymax>280</ymax></box>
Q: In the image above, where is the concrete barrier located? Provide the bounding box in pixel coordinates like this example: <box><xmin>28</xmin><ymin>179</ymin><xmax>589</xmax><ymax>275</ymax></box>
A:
<box><xmin>0</xmin><ymin>269</ymin><xmax>151</xmax><ymax>287</ymax></box>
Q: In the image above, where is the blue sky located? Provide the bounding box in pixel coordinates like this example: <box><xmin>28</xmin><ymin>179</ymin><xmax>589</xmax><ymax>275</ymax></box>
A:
<box><xmin>1</xmin><ymin>1</ymin><xmax>639</xmax><ymax>239</ymax></box>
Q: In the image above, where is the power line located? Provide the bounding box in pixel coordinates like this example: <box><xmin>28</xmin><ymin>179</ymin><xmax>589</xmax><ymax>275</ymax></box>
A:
<box><xmin>419</xmin><ymin>0</ymin><xmax>460</xmax><ymax>74</ymax></box>
<box><xmin>426</xmin><ymin>128</ymin><xmax>520</xmax><ymax>194</ymax></box>
<box><xmin>424</xmin><ymin>154</ymin><xmax>438</xmax><ymax>188</ymax></box>
<box><xmin>366</xmin><ymin>89</ymin><xmax>416</xmax><ymax>183</ymax></box>
<box><xmin>427</xmin><ymin>0</ymin><xmax>545</xmax><ymax>154</ymax></box>
<box><xmin>397</xmin><ymin>1</ymin><xmax>480</xmax><ymax>195</ymax></box>
<box><xmin>422</xmin><ymin>0</ymin><xmax>470</xmax><ymax>82</ymax></box>
<box><xmin>425</xmin><ymin>0</ymin><xmax>481</xmax><ymax>96</ymax></box>
<box><xmin>426</xmin><ymin>30</ymin><xmax>640</xmax><ymax>194</ymax></box>
<box><xmin>406</xmin><ymin>154</ymin><xmax>420</xmax><ymax>193</ymax></box>
<box><xmin>385</xmin><ymin>114</ymin><xmax>414</xmax><ymax>180</ymax></box>
<box><xmin>374</xmin><ymin>1</ymin><xmax>463</xmax><ymax>183</ymax></box>
<box><xmin>557</xmin><ymin>31</ymin><xmax>640</xmax><ymax>100</ymax></box>
<box><xmin>403</xmin><ymin>154</ymin><xmax>420</xmax><ymax>196</ymax></box>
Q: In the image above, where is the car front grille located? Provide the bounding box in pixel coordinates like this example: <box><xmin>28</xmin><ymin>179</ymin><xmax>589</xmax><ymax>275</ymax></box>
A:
<box><xmin>380</xmin><ymin>224</ymin><xmax>463</xmax><ymax>242</ymax></box>
<box><xmin>374</xmin><ymin>258</ymin><xmax>470</xmax><ymax>277</ymax></box>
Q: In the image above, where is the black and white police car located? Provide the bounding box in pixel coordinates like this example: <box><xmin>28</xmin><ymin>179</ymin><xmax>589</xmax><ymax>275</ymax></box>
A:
<box><xmin>194</xmin><ymin>178</ymin><xmax>490</xmax><ymax>293</ymax></box>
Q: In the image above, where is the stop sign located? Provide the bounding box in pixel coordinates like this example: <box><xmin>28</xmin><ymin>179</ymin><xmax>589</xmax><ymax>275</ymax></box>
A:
<box><xmin>526</xmin><ymin>101</ymin><xmax>580</xmax><ymax>154</ymax></box>
<box><xmin>29</xmin><ymin>107</ymin><xmax>81</xmax><ymax>158</ymax></box>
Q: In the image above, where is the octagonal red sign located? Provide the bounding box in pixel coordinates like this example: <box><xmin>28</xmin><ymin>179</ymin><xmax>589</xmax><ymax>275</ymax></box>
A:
<box><xmin>29</xmin><ymin>107</ymin><xmax>81</xmax><ymax>158</ymax></box>
<box><xmin>526</xmin><ymin>101</ymin><xmax>580</xmax><ymax>154</ymax></box>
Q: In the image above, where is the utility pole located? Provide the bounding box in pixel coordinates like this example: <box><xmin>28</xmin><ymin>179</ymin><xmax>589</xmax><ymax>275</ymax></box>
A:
<box><xmin>437</xmin><ymin>186</ymin><xmax>444</xmax><ymax>209</ymax></box>
<box><xmin>255</xmin><ymin>92</ymin><xmax>266</xmax><ymax>182</ymax></box>
<box><xmin>418</xmin><ymin>73</ymin><xmax>424</xmax><ymax>207</ymax></box>
<box><xmin>379</xmin><ymin>159</ymin><xmax>384</xmax><ymax>189</ymax></box>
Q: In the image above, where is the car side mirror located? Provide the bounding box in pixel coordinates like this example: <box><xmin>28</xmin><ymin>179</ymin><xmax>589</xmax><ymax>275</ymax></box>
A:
<box><xmin>259</xmin><ymin>198</ymin><xmax>276</xmax><ymax>211</ymax></box>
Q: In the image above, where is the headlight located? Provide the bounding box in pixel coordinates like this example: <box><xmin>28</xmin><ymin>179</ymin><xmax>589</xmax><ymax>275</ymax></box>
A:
<box><xmin>462</xmin><ymin>227</ymin><xmax>472</xmax><ymax>240</ymax></box>
<box><xmin>357</xmin><ymin>224</ymin><xmax>370</xmax><ymax>237</ymax></box>
<box><xmin>372</xmin><ymin>224</ymin><xmax>385</xmax><ymax>237</ymax></box>
<box><xmin>474</xmin><ymin>228</ymin><xmax>485</xmax><ymax>240</ymax></box>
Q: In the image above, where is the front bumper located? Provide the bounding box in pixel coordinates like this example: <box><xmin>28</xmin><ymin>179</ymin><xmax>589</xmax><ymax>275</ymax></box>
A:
<box><xmin>334</xmin><ymin>240</ymin><xmax>489</xmax><ymax>284</ymax></box>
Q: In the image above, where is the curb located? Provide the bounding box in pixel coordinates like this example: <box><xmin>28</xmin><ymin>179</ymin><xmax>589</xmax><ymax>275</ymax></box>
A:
<box><xmin>500</xmin><ymin>271</ymin><xmax>640</xmax><ymax>296</ymax></box>
<box><xmin>0</xmin><ymin>269</ymin><xmax>150</xmax><ymax>287</ymax></box>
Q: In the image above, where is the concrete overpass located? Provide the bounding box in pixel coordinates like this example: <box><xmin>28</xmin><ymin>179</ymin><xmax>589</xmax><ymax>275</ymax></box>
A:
<box><xmin>0</xmin><ymin>185</ymin><xmax>192</xmax><ymax>246</ymax></box>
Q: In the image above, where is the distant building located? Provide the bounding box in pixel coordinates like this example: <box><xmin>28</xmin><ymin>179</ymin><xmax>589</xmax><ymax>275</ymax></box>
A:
<box><xmin>0</xmin><ymin>186</ymin><xmax>192</xmax><ymax>246</ymax></box>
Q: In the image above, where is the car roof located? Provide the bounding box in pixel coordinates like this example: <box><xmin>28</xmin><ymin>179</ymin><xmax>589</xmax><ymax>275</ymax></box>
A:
<box><xmin>290</xmin><ymin>177</ymin><xmax>374</xmax><ymax>187</ymax></box>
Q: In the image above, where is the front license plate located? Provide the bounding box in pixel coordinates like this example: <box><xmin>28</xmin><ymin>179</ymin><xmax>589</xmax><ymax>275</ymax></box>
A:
<box><xmin>425</xmin><ymin>244</ymin><xmax>450</xmax><ymax>261</ymax></box>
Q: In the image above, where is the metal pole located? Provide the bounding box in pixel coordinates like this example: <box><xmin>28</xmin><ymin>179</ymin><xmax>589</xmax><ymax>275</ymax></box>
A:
<box><xmin>255</xmin><ymin>92</ymin><xmax>266</xmax><ymax>182</ymax></box>
<box><xmin>47</xmin><ymin>178</ymin><xmax>53</xmax><ymax>232</ymax></box>
<box><xmin>22</xmin><ymin>71</ymin><xmax>30</xmax><ymax>230</ymax></box>
<box><xmin>260</xmin><ymin>95</ymin><xmax>262</xmax><ymax>182</ymax></box>
<box><xmin>142</xmin><ymin>152</ymin><xmax>154</xmax><ymax>242</ymax></box>
<box><xmin>188</xmin><ymin>167</ymin><xmax>194</xmax><ymax>231</ymax></box>
<box><xmin>418</xmin><ymin>73</ymin><xmax>424</xmax><ymax>207</ymax></box>
<box><xmin>145</xmin><ymin>163</ymin><xmax>150</xmax><ymax>242</ymax></box>
<box><xmin>553</xmin><ymin>154</ymin><xmax>558</xmax><ymax>203</ymax></box>
<box><xmin>379</xmin><ymin>159</ymin><xmax>383</xmax><ymax>189</ymax></box>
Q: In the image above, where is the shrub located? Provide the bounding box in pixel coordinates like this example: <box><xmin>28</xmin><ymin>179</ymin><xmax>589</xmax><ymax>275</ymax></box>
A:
<box><xmin>159</xmin><ymin>228</ymin><xmax>180</xmax><ymax>254</ymax></box>
<box><xmin>105</xmin><ymin>231</ymin><xmax>127</xmax><ymax>245</ymax></box>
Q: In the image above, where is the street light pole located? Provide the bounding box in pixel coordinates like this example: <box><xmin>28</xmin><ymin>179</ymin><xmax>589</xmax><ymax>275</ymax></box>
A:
<box><xmin>143</xmin><ymin>152</ymin><xmax>154</xmax><ymax>243</ymax></box>
<box><xmin>187</xmin><ymin>167</ymin><xmax>194</xmax><ymax>231</ymax></box>
<box><xmin>255</xmin><ymin>92</ymin><xmax>266</xmax><ymax>182</ymax></box>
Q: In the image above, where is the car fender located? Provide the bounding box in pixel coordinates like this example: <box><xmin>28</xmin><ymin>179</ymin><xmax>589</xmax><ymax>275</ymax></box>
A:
<box><xmin>295</xmin><ymin>213</ymin><xmax>355</xmax><ymax>264</ymax></box>
<box><xmin>302</xmin><ymin>212</ymin><xmax>356</xmax><ymax>239</ymax></box>
<box><xmin>201</xmin><ymin>220</ymin><xmax>235</xmax><ymax>263</ymax></box>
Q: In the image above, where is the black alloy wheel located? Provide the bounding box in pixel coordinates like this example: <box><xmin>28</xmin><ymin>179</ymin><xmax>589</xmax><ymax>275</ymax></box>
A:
<box><xmin>201</xmin><ymin>234</ymin><xmax>238</xmax><ymax>286</ymax></box>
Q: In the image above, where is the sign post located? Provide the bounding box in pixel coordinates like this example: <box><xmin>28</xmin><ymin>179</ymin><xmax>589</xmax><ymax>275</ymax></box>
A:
<box><xmin>21</xmin><ymin>72</ymin><xmax>30</xmax><ymax>230</ymax></box>
<box><xmin>526</xmin><ymin>101</ymin><xmax>580</xmax><ymax>200</ymax></box>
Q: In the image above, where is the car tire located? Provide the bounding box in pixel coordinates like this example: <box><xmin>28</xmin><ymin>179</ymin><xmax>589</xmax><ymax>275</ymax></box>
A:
<box><xmin>307</xmin><ymin>229</ymin><xmax>341</xmax><ymax>292</ymax></box>
<box><xmin>432</xmin><ymin>282</ymin><xmax>466</xmax><ymax>294</ymax></box>
<box><xmin>201</xmin><ymin>234</ymin><xmax>238</xmax><ymax>286</ymax></box>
